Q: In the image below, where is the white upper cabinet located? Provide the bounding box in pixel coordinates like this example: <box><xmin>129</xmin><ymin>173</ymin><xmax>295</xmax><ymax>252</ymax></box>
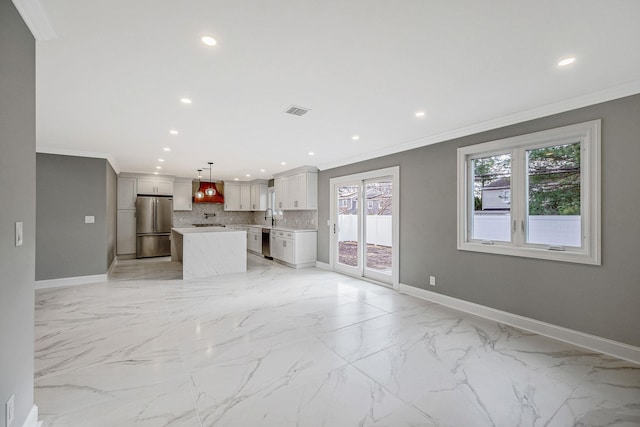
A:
<box><xmin>250</xmin><ymin>180</ymin><xmax>268</xmax><ymax>211</ymax></box>
<box><xmin>117</xmin><ymin>177</ymin><xmax>137</xmax><ymax>209</ymax></box>
<box><xmin>224</xmin><ymin>182</ymin><xmax>241</xmax><ymax>211</ymax></box>
<box><xmin>240</xmin><ymin>184</ymin><xmax>251</xmax><ymax>211</ymax></box>
<box><xmin>137</xmin><ymin>177</ymin><xmax>173</xmax><ymax>195</ymax></box>
<box><xmin>173</xmin><ymin>180</ymin><xmax>193</xmax><ymax>211</ymax></box>
<box><xmin>274</xmin><ymin>176</ymin><xmax>289</xmax><ymax>210</ymax></box>
<box><xmin>273</xmin><ymin>167</ymin><xmax>318</xmax><ymax>210</ymax></box>
<box><xmin>225</xmin><ymin>180</ymin><xmax>265</xmax><ymax>211</ymax></box>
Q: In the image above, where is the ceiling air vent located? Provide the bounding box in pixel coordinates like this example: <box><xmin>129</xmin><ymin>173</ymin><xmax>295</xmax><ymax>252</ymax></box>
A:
<box><xmin>285</xmin><ymin>105</ymin><xmax>311</xmax><ymax>116</ymax></box>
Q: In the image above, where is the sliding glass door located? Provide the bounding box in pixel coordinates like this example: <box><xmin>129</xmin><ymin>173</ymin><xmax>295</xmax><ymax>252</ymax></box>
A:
<box><xmin>363</xmin><ymin>178</ymin><xmax>393</xmax><ymax>283</ymax></box>
<box><xmin>335</xmin><ymin>182</ymin><xmax>361</xmax><ymax>277</ymax></box>
<box><xmin>330</xmin><ymin>168</ymin><xmax>398</xmax><ymax>288</ymax></box>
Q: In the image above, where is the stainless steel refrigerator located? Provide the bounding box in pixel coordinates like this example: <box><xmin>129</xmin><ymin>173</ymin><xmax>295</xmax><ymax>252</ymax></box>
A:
<box><xmin>136</xmin><ymin>196</ymin><xmax>173</xmax><ymax>258</ymax></box>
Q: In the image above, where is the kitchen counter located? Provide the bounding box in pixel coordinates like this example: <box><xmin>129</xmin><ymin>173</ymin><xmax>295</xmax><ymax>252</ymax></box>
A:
<box><xmin>171</xmin><ymin>227</ymin><xmax>246</xmax><ymax>279</ymax></box>
<box><xmin>242</xmin><ymin>224</ymin><xmax>317</xmax><ymax>233</ymax></box>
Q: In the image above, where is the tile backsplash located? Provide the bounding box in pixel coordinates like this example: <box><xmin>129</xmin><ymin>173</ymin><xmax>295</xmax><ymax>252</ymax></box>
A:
<box><xmin>173</xmin><ymin>203</ymin><xmax>253</xmax><ymax>227</ymax></box>
<box><xmin>252</xmin><ymin>210</ymin><xmax>318</xmax><ymax>229</ymax></box>
<box><xmin>174</xmin><ymin>203</ymin><xmax>317</xmax><ymax>230</ymax></box>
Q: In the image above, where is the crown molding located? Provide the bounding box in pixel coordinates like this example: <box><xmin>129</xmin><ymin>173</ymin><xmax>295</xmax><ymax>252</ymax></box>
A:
<box><xmin>317</xmin><ymin>79</ymin><xmax>640</xmax><ymax>171</ymax></box>
<box><xmin>36</xmin><ymin>146</ymin><xmax>121</xmax><ymax>174</ymax></box>
<box><xmin>12</xmin><ymin>0</ymin><xmax>56</xmax><ymax>41</ymax></box>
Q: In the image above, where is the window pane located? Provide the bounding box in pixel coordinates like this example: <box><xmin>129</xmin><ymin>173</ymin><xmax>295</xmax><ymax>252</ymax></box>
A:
<box><xmin>471</xmin><ymin>154</ymin><xmax>511</xmax><ymax>241</ymax></box>
<box><xmin>526</xmin><ymin>142</ymin><xmax>581</xmax><ymax>247</ymax></box>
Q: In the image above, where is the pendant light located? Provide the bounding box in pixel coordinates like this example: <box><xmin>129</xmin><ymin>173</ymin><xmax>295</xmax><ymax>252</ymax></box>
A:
<box><xmin>195</xmin><ymin>169</ymin><xmax>205</xmax><ymax>199</ymax></box>
<box><xmin>205</xmin><ymin>162</ymin><xmax>216</xmax><ymax>196</ymax></box>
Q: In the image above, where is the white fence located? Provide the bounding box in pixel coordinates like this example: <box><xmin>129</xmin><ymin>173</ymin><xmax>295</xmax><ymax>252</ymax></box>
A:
<box><xmin>473</xmin><ymin>214</ymin><xmax>581</xmax><ymax>246</ymax></box>
<box><xmin>338</xmin><ymin>214</ymin><xmax>581</xmax><ymax>248</ymax></box>
<box><xmin>338</xmin><ymin>215</ymin><xmax>392</xmax><ymax>246</ymax></box>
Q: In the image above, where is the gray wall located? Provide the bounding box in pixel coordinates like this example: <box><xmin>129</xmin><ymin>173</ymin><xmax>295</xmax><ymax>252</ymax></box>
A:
<box><xmin>106</xmin><ymin>162</ymin><xmax>117</xmax><ymax>268</ymax></box>
<box><xmin>0</xmin><ymin>0</ymin><xmax>36</xmax><ymax>424</ymax></box>
<box><xmin>36</xmin><ymin>154</ymin><xmax>112</xmax><ymax>280</ymax></box>
<box><xmin>319</xmin><ymin>94</ymin><xmax>640</xmax><ymax>347</ymax></box>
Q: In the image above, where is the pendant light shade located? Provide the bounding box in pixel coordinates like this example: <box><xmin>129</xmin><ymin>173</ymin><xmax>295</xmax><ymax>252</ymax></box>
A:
<box><xmin>195</xmin><ymin>169</ymin><xmax>205</xmax><ymax>199</ymax></box>
<box><xmin>205</xmin><ymin>162</ymin><xmax>216</xmax><ymax>196</ymax></box>
<box><xmin>193</xmin><ymin>163</ymin><xmax>224</xmax><ymax>204</ymax></box>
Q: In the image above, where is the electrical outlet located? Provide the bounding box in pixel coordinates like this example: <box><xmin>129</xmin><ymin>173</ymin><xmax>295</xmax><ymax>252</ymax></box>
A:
<box><xmin>85</xmin><ymin>216</ymin><xmax>95</xmax><ymax>224</ymax></box>
<box><xmin>15</xmin><ymin>222</ymin><xmax>23</xmax><ymax>247</ymax></box>
<box><xmin>429</xmin><ymin>276</ymin><xmax>436</xmax><ymax>286</ymax></box>
<box><xmin>6</xmin><ymin>395</ymin><xmax>14</xmax><ymax>426</ymax></box>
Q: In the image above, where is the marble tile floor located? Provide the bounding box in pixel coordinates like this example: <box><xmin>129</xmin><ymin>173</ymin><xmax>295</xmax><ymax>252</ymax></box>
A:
<box><xmin>34</xmin><ymin>255</ymin><xmax>640</xmax><ymax>426</ymax></box>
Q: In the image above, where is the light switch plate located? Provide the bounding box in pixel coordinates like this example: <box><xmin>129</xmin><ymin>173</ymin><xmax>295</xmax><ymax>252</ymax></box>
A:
<box><xmin>85</xmin><ymin>216</ymin><xmax>95</xmax><ymax>224</ymax></box>
<box><xmin>6</xmin><ymin>394</ymin><xmax>14</xmax><ymax>426</ymax></box>
<box><xmin>15</xmin><ymin>222</ymin><xmax>23</xmax><ymax>247</ymax></box>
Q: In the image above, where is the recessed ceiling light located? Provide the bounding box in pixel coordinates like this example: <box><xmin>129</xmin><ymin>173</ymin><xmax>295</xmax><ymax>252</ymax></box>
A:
<box><xmin>158</xmin><ymin>158</ymin><xmax>165</xmax><ymax>162</ymax></box>
<box><xmin>415</xmin><ymin>111</ymin><xmax>426</xmax><ymax>117</ymax></box>
<box><xmin>169</xmin><ymin>130</ymin><xmax>178</xmax><ymax>135</ymax></box>
<box><xmin>260</xmin><ymin>169</ymin><xmax>265</xmax><ymax>172</ymax></box>
<box><xmin>153</xmin><ymin>172</ymin><xmax>159</xmax><ymax>175</ymax></box>
<box><xmin>558</xmin><ymin>57</ymin><xmax>576</xmax><ymax>67</ymax></box>
<box><xmin>352</xmin><ymin>135</ymin><xmax>360</xmax><ymax>140</ymax></box>
<box><xmin>201</xmin><ymin>36</ymin><xmax>217</xmax><ymax>46</ymax></box>
<box><xmin>180</xmin><ymin>98</ymin><xmax>192</xmax><ymax>104</ymax></box>
<box><xmin>163</xmin><ymin>147</ymin><xmax>171</xmax><ymax>152</ymax></box>
<box><xmin>156</xmin><ymin>166</ymin><xmax>162</xmax><ymax>169</ymax></box>
<box><xmin>245</xmin><ymin>174</ymin><xmax>251</xmax><ymax>177</ymax></box>
<box><xmin>234</xmin><ymin>178</ymin><xmax>239</xmax><ymax>181</ymax></box>
<box><xmin>308</xmin><ymin>152</ymin><xmax>315</xmax><ymax>156</ymax></box>
<box><xmin>281</xmin><ymin>161</ymin><xmax>287</xmax><ymax>165</ymax></box>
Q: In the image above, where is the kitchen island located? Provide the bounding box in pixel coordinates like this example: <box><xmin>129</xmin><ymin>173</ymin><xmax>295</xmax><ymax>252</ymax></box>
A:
<box><xmin>171</xmin><ymin>227</ymin><xmax>247</xmax><ymax>279</ymax></box>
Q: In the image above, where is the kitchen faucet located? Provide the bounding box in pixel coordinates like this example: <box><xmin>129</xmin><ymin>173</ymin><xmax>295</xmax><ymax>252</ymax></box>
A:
<box><xmin>265</xmin><ymin>208</ymin><xmax>276</xmax><ymax>227</ymax></box>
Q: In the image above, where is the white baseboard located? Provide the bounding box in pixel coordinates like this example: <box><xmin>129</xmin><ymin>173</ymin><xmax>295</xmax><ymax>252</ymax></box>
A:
<box><xmin>107</xmin><ymin>257</ymin><xmax>117</xmax><ymax>275</ymax></box>
<box><xmin>315</xmin><ymin>261</ymin><xmax>332</xmax><ymax>271</ymax></box>
<box><xmin>35</xmin><ymin>273</ymin><xmax>108</xmax><ymax>290</ymax></box>
<box><xmin>399</xmin><ymin>283</ymin><xmax>640</xmax><ymax>365</ymax></box>
<box><xmin>22</xmin><ymin>405</ymin><xmax>41</xmax><ymax>427</ymax></box>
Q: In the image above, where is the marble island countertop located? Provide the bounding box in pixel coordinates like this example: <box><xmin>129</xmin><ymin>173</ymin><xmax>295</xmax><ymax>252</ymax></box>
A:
<box><xmin>172</xmin><ymin>226</ymin><xmax>243</xmax><ymax>234</ymax></box>
<box><xmin>181</xmin><ymin>224</ymin><xmax>317</xmax><ymax>233</ymax></box>
<box><xmin>240</xmin><ymin>224</ymin><xmax>317</xmax><ymax>233</ymax></box>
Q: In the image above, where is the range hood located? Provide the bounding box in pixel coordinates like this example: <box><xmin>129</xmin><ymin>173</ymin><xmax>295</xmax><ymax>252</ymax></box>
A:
<box><xmin>193</xmin><ymin>181</ymin><xmax>224</xmax><ymax>204</ymax></box>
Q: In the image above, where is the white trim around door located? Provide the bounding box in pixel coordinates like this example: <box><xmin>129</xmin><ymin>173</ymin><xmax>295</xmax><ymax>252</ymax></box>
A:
<box><xmin>329</xmin><ymin>166</ymin><xmax>400</xmax><ymax>290</ymax></box>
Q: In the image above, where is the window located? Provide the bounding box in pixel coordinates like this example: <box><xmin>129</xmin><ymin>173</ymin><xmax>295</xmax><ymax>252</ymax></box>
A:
<box><xmin>457</xmin><ymin>120</ymin><xmax>601</xmax><ymax>265</ymax></box>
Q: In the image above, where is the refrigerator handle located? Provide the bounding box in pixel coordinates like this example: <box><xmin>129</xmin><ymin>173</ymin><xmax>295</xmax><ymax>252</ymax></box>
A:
<box><xmin>153</xmin><ymin>198</ymin><xmax>157</xmax><ymax>232</ymax></box>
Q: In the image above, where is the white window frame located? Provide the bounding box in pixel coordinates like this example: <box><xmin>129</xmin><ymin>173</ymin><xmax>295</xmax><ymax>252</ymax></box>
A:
<box><xmin>457</xmin><ymin>120</ymin><xmax>601</xmax><ymax>265</ymax></box>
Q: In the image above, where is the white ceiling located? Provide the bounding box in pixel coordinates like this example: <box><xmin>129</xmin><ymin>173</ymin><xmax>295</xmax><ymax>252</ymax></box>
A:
<box><xmin>34</xmin><ymin>0</ymin><xmax>640</xmax><ymax>180</ymax></box>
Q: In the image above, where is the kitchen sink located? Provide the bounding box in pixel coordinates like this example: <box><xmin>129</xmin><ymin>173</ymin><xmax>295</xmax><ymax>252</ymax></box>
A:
<box><xmin>191</xmin><ymin>223</ymin><xmax>225</xmax><ymax>227</ymax></box>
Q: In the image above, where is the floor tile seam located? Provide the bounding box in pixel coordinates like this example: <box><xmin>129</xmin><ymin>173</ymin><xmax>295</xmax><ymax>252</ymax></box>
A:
<box><xmin>318</xmin><ymin>312</ymin><xmax>391</xmax><ymax>335</ymax></box>
<box><xmin>360</xmin><ymin>299</ymin><xmax>406</xmax><ymax>315</ymax></box>
<box><xmin>343</xmin><ymin>354</ymin><xmax>441</xmax><ymax>425</ymax></box>
<box><xmin>317</xmin><ymin>330</ymin><xmax>408</xmax><ymax>368</ymax></box>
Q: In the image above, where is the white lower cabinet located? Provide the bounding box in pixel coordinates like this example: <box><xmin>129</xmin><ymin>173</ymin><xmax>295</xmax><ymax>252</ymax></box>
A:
<box><xmin>271</xmin><ymin>230</ymin><xmax>316</xmax><ymax>268</ymax></box>
<box><xmin>117</xmin><ymin>210</ymin><xmax>136</xmax><ymax>255</ymax></box>
<box><xmin>247</xmin><ymin>229</ymin><xmax>262</xmax><ymax>254</ymax></box>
